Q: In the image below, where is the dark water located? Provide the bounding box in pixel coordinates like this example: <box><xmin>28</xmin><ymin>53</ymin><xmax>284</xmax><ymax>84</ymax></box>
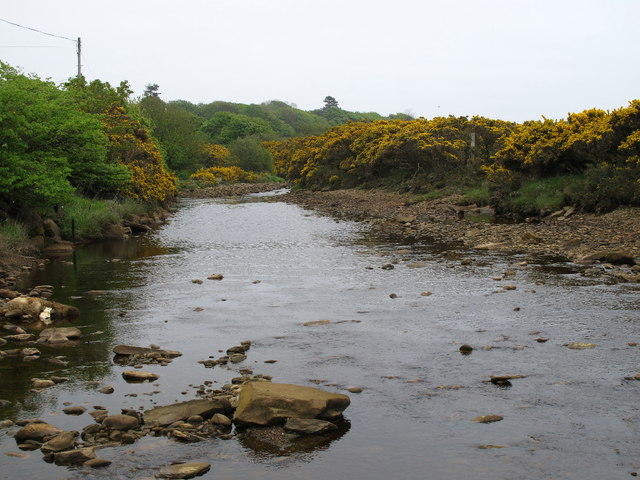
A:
<box><xmin>1</xmin><ymin>194</ymin><xmax>639</xmax><ymax>479</ymax></box>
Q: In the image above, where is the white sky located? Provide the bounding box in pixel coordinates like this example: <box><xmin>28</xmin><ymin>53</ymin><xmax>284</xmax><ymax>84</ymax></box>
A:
<box><xmin>1</xmin><ymin>0</ymin><xmax>638</xmax><ymax>122</ymax></box>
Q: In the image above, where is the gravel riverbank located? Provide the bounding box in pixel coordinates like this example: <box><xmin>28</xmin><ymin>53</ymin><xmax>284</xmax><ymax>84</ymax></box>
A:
<box><xmin>282</xmin><ymin>188</ymin><xmax>640</xmax><ymax>282</ymax></box>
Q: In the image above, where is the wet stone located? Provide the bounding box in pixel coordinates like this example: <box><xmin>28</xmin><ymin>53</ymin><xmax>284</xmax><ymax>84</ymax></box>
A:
<box><xmin>157</xmin><ymin>462</ymin><xmax>211</xmax><ymax>479</ymax></box>
<box><xmin>63</xmin><ymin>406</ymin><xmax>86</xmax><ymax>415</ymax></box>
<box><xmin>472</xmin><ymin>415</ymin><xmax>504</xmax><ymax>423</ymax></box>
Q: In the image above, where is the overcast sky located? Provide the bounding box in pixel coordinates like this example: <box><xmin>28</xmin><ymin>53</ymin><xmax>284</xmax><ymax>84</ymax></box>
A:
<box><xmin>1</xmin><ymin>0</ymin><xmax>638</xmax><ymax>122</ymax></box>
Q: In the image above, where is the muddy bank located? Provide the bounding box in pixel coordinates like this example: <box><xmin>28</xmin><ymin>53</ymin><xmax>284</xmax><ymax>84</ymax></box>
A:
<box><xmin>283</xmin><ymin>189</ymin><xmax>640</xmax><ymax>279</ymax></box>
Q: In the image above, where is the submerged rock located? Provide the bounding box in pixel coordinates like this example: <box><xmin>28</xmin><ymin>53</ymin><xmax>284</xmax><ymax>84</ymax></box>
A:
<box><xmin>284</xmin><ymin>417</ymin><xmax>338</xmax><ymax>435</ymax></box>
<box><xmin>233</xmin><ymin>382</ymin><xmax>350</xmax><ymax>426</ymax></box>
<box><xmin>113</xmin><ymin>345</ymin><xmax>182</xmax><ymax>358</ymax></box>
<box><xmin>38</xmin><ymin>327</ymin><xmax>81</xmax><ymax>344</ymax></box>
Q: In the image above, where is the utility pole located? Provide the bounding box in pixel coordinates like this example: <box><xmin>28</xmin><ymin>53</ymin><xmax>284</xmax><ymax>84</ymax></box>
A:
<box><xmin>76</xmin><ymin>37</ymin><xmax>82</xmax><ymax>77</ymax></box>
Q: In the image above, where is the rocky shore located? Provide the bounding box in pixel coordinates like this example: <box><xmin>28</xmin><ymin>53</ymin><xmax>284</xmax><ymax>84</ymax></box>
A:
<box><xmin>282</xmin><ymin>189</ymin><xmax>640</xmax><ymax>283</ymax></box>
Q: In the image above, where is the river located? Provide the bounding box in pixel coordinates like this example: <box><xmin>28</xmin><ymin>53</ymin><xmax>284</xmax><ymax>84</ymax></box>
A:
<box><xmin>1</xmin><ymin>192</ymin><xmax>639</xmax><ymax>479</ymax></box>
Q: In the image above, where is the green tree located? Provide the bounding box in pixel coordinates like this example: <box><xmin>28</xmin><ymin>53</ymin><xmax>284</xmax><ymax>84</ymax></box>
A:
<box><xmin>140</xmin><ymin>96</ymin><xmax>208</xmax><ymax>175</ymax></box>
<box><xmin>0</xmin><ymin>63</ymin><xmax>126</xmax><ymax>211</ymax></box>
<box><xmin>201</xmin><ymin>111</ymin><xmax>274</xmax><ymax>145</ymax></box>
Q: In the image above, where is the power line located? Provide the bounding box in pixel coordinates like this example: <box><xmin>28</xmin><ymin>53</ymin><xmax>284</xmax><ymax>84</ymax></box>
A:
<box><xmin>0</xmin><ymin>17</ymin><xmax>82</xmax><ymax>77</ymax></box>
<box><xmin>0</xmin><ymin>17</ymin><xmax>75</xmax><ymax>42</ymax></box>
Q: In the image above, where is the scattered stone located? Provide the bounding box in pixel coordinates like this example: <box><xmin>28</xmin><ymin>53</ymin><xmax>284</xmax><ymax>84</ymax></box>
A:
<box><xmin>50</xmin><ymin>376</ymin><xmax>69</xmax><ymax>384</ymax></box>
<box><xmin>6</xmin><ymin>334</ymin><xmax>36</xmax><ymax>342</ymax></box>
<box><xmin>479</xmin><ymin>444</ymin><xmax>508</xmax><ymax>449</ymax></box>
<box><xmin>502</xmin><ymin>285</ymin><xmax>517</xmax><ymax>291</ymax></box>
<box><xmin>420</xmin><ymin>291</ymin><xmax>433</xmax><ymax>296</ymax></box>
<box><xmin>144</xmin><ymin>398</ymin><xmax>232</xmax><ymax>426</ymax></box>
<box><xmin>210</xmin><ymin>413</ymin><xmax>232</xmax><ymax>427</ymax></box>
<box><xmin>98</xmin><ymin>386</ymin><xmax>114</xmax><ymax>394</ymax></box>
<box><xmin>53</xmin><ymin>447</ymin><xmax>96</xmax><ymax>466</ymax></box>
<box><xmin>103</xmin><ymin>414</ymin><xmax>139</xmax><ymax>430</ymax></box>
<box><xmin>63</xmin><ymin>406</ymin><xmax>86</xmax><ymax>415</ymax></box>
<box><xmin>302</xmin><ymin>320</ymin><xmax>331</xmax><ymax>327</ymax></box>
<box><xmin>389</xmin><ymin>293</ymin><xmax>398</xmax><ymax>299</ymax></box>
<box><xmin>381</xmin><ymin>264</ymin><xmax>394</xmax><ymax>270</ymax></box>
<box><xmin>113</xmin><ymin>345</ymin><xmax>182</xmax><ymax>358</ymax></box>
<box><xmin>229</xmin><ymin>353</ymin><xmax>246</xmax><ymax>363</ymax></box>
<box><xmin>84</xmin><ymin>458</ymin><xmax>112</xmax><ymax>468</ymax></box>
<box><xmin>346</xmin><ymin>386</ymin><xmax>363</xmax><ymax>393</ymax></box>
<box><xmin>207</xmin><ymin>274</ymin><xmax>224</xmax><ymax>280</ymax></box>
<box><xmin>565</xmin><ymin>342</ymin><xmax>596</xmax><ymax>350</ymax></box>
<box><xmin>284</xmin><ymin>417</ymin><xmax>338</xmax><ymax>435</ymax></box>
<box><xmin>41</xmin><ymin>431</ymin><xmax>78</xmax><ymax>453</ymax></box>
<box><xmin>1</xmin><ymin>419</ymin><xmax>14</xmax><ymax>427</ymax></box>
<box><xmin>471</xmin><ymin>415</ymin><xmax>504</xmax><ymax>423</ymax></box>
<box><xmin>191</xmin><ymin>279</ymin><xmax>203</xmax><ymax>285</ymax></box>
<box><xmin>264</xmin><ymin>359</ymin><xmax>277</xmax><ymax>364</ymax></box>
<box><xmin>122</xmin><ymin>371</ymin><xmax>160</xmax><ymax>382</ymax></box>
<box><xmin>14</xmin><ymin>422</ymin><xmax>63</xmax><ymax>443</ymax></box>
<box><xmin>38</xmin><ymin>327</ymin><xmax>81</xmax><ymax>345</ymax></box>
<box><xmin>31</xmin><ymin>378</ymin><xmax>55</xmax><ymax>389</ymax></box>
<box><xmin>233</xmin><ymin>382</ymin><xmax>350</xmax><ymax>426</ymax></box>
<box><xmin>156</xmin><ymin>462</ymin><xmax>211</xmax><ymax>479</ymax></box>
<box><xmin>535</xmin><ymin>337</ymin><xmax>549</xmax><ymax>343</ymax></box>
<box><xmin>406</xmin><ymin>262</ymin><xmax>427</xmax><ymax>268</ymax></box>
<box><xmin>459</xmin><ymin>344</ymin><xmax>473</xmax><ymax>354</ymax></box>
<box><xmin>20</xmin><ymin>348</ymin><xmax>40</xmax><ymax>357</ymax></box>
<box><xmin>5</xmin><ymin>452</ymin><xmax>28</xmax><ymax>458</ymax></box>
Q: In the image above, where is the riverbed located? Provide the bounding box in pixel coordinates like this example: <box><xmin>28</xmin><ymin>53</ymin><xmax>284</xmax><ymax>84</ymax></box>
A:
<box><xmin>1</xmin><ymin>192</ymin><xmax>639</xmax><ymax>479</ymax></box>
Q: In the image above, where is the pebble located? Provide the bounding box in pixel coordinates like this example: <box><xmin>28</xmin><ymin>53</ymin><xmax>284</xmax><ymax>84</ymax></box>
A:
<box><xmin>459</xmin><ymin>344</ymin><xmax>473</xmax><ymax>354</ymax></box>
<box><xmin>471</xmin><ymin>415</ymin><xmax>504</xmax><ymax>423</ymax></box>
<box><xmin>98</xmin><ymin>386</ymin><xmax>114</xmax><ymax>394</ymax></box>
<box><xmin>346</xmin><ymin>386</ymin><xmax>363</xmax><ymax>393</ymax></box>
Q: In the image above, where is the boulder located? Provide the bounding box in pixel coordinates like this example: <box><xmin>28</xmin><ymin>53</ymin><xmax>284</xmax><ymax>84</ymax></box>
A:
<box><xmin>233</xmin><ymin>382</ymin><xmax>351</xmax><ymax>426</ymax></box>
<box><xmin>4</xmin><ymin>296</ymin><xmax>79</xmax><ymax>320</ymax></box>
<box><xmin>14</xmin><ymin>422</ymin><xmax>63</xmax><ymax>443</ymax></box>
<box><xmin>156</xmin><ymin>462</ymin><xmax>211</xmax><ymax>479</ymax></box>
<box><xmin>144</xmin><ymin>398</ymin><xmax>232</xmax><ymax>426</ymax></box>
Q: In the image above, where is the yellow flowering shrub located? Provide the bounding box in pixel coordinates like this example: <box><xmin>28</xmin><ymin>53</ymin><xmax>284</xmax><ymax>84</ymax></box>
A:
<box><xmin>202</xmin><ymin>144</ymin><xmax>231</xmax><ymax>166</ymax></box>
<box><xmin>191</xmin><ymin>166</ymin><xmax>260</xmax><ymax>184</ymax></box>
<box><xmin>102</xmin><ymin>105</ymin><xmax>177</xmax><ymax>202</ymax></box>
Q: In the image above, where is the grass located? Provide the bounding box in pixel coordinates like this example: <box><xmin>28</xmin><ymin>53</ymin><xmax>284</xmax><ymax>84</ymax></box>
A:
<box><xmin>0</xmin><ymin>219</ymin><xmax>29</xmax><ymax>250</ymax></box>
<box><xmin>59</xmin><ymin>196</ymin><xmax>152</xmax><ymax>241</ymax></box>
<box><xmin>505</xmin><ymin>175</ymin><xmax>584</xmax><ymax>215</ymax></box>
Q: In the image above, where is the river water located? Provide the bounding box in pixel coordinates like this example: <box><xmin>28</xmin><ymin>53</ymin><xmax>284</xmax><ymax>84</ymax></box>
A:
<box><xmin>1</xmin><ymin>192</ymin><xmax>639</xmax><ymax>479</ymax></box>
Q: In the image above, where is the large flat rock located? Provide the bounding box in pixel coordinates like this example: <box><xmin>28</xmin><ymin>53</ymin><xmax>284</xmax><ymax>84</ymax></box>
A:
<box><xmin>144</xmin><ymin>398</ymin><xmax>232</xmax><ymax>426</ymax></box>
<box><xmin>233</xmin><ymin>382</ymin><xmax>350</xmax><ymax>426</ymax></box>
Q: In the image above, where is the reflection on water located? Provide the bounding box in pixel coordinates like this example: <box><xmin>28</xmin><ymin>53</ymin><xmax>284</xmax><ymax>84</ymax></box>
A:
<box><xmin>1</xmin><ymin>195</ymin><xmax>639</xmax><ymax>480</ymax></box>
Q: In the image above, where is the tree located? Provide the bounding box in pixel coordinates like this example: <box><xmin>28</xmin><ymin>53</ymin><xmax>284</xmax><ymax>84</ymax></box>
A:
<box><xmin>0</xmin><ymin>63</ymin><xmax>128</xmax><ymax>211</ymax></box>
<box><xmin>323</xmin><ymin>96</ymin><xmax>339</xmax><ymax>110</ymax></box>
<box><xmin>144</xmin><ymin>83</ymin><xmax>161</xmax><ymax>97</ymax></box>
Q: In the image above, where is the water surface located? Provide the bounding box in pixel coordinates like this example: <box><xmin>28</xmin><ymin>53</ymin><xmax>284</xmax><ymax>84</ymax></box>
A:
<box><xmin>1</xmin><ymin>195</ymin><xmax>639</xmax><ymax>479</ymax></box>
